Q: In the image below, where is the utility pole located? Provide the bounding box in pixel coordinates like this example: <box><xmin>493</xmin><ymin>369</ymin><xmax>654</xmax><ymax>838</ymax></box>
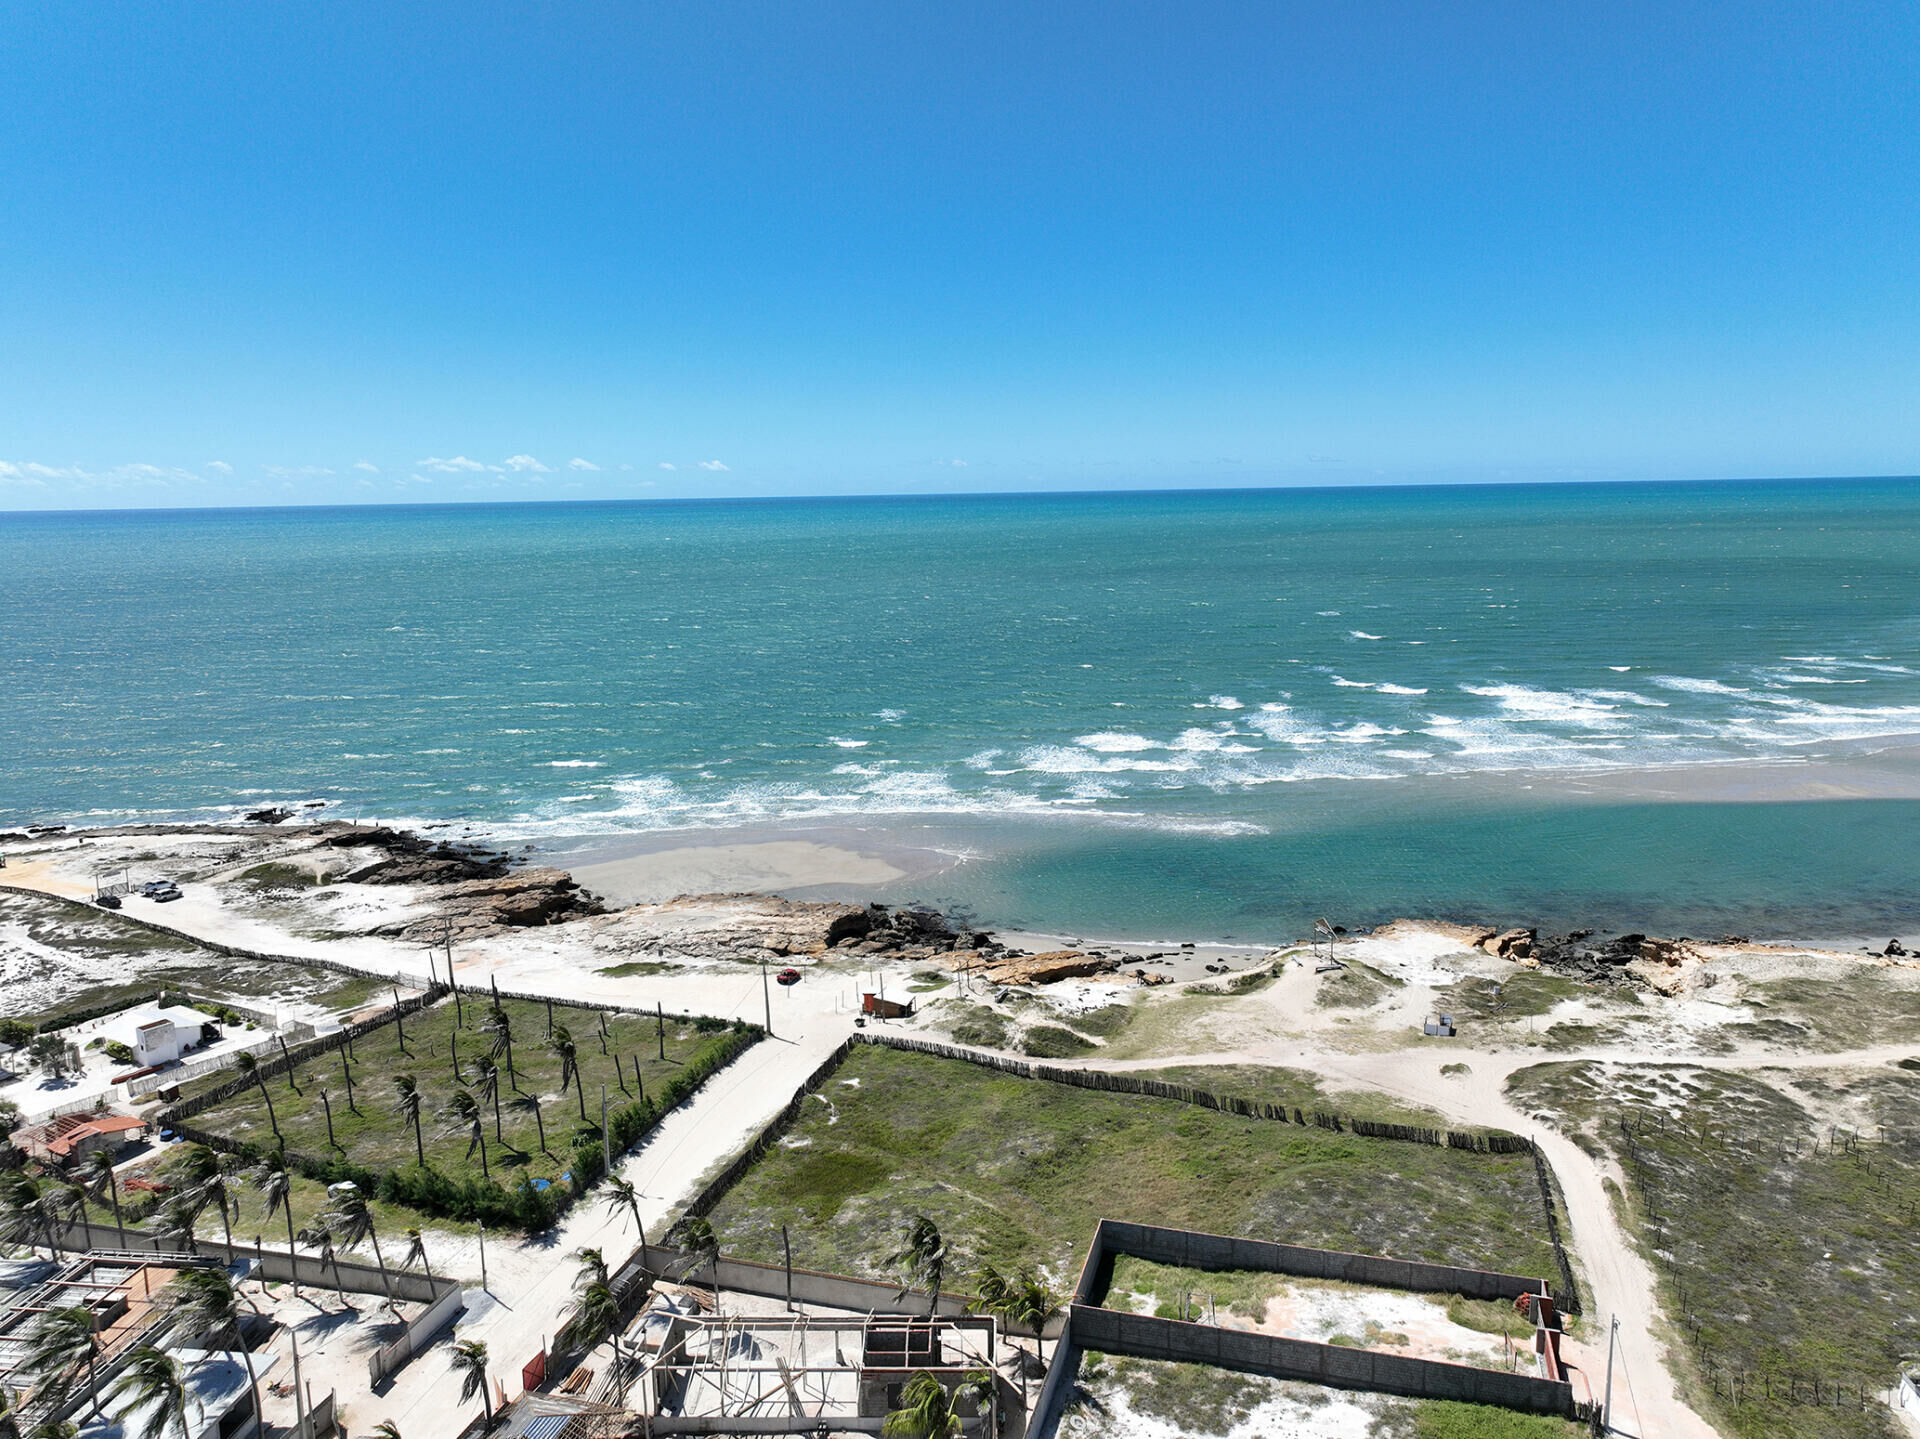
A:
<box><xmin>601</xmin><ymin>1085</ymin><xmax>610</xmax><ymax>1171</ymax></box>
<box><xmin>760</xmin><ymin>957</ymin><xmax>774</xmax><ymax>1038</ymax></box>
<box><xmin>1602</xmin><ymin>1314</ymin><xmax>1618</xmax><ymax>1432</ymax></box>
<box><xmin>656</xmin><ymin>1002</ymin><xmax>665</xmax><ymax>1060</ymax></box>
<box><xmin>478</xmin><ymin>1222</ymin><xmax>489</xmax><ymax>1291</ymax></box>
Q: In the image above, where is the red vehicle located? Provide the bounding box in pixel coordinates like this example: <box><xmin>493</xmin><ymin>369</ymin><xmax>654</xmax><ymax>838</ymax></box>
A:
<box><xmin>776</xmin><ymin>967</ymin><xmax>802</xmax><ymax>986</ymax></box>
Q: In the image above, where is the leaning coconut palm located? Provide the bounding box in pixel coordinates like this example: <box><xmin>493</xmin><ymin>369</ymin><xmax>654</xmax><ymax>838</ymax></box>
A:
<box><xmin>370</xmin><ymin>1423</ymin><xmax>402</xmax><ymax>1439</ymax></box>
<box><xmin>564</xmin><ymin>1280</ymin><xmax>619</xmax><ymax>1353</ymax></box>
<box><xmin>547</xmin><ymin>1026</ymin><xmax>584</xmax><ymax>1121</ymax></box>
<box><xmin>296</xmin><ymin>1223</ymin><xmax>345</xmax><ymax>1293</ymax></box>
<box><xmin>506</xmin><ymin>1092</ymin><xmax>548</xmax><ymax>1156</ymax></box>
<box><xmin>439</xmin><ymin>1091</ymin><xmax>488</xmax><ymax>1179</ymax></box>
<box><xmin>479</xmin><ymin>1005</ymin><xmax>518</xmax><ymax>1091</ymax></box>
<box><xmin>885</xmin><ymin>1214</ymin><xmax>947</xmax><ymax>1316</ymax></box>
<box><xmin>163</xmin><ymin>1145</ymin><xmax>234</xmax><ymax>1252</ymax></box>
<box><xmin>247</xmin><ymin>1156</ymin><xmax>298</xmax><ymax>1298</ymax></box>
<box><xmin>0</xmin><ymin>1383</ymin><xmax>19</xmax><ymax>1439</ymax></box>
<box><xmin>570</xmin><ymin>1247</ymin><xmax>608</xmax><ymax>1292</ymax></box>
<box><xmin>664</xmin><ymin>1215</ymin><xmax>721</xmax><ymax>1312</ymax></box>
<box><xmin>51</xmin><ymin>1183</ymin><xmax>92</xmax><ymax>1252</ymax></box>
<box><xmin>105</xmin><ymin>1345</ymin><xmax>195</xmax><ymax>1439</ymax></box>
<box><xmin>881</xmin><ymin>1369</ymin><xmax>990</xmax><ymax>1439</ymax></box>
<box><xmin>400</xmin><ymin>1227</ymin><xmax>433</xmax><ymax>1282</ymax></box>
<box><xmin>22</xmin><ymin>1307</ymin><xmax>102</xmax><ymax>1417</ymax></box>
<box><xmin>472</xmin><ymin>1059</ymin><xmax>505</xmax><ymax>1144</ymax></box>
<box><xmin>391</xmin><ymin>1075</ymin><xmax>426</xmax><ymax>1168</ymax></box>
<box><xmin>231</xmin><ymin>1052</ymin><xmax>279</xmax><ymax>1143</ymax></box>
<box><xmin>601</xmin><ymin>1178</ymin><xmax>648</xmax><ymax>1269</ymax></box>
<box><xmin>0</xmin><ymin>1173</ymin><xmax>65</xmax><ymax>1257</ymax></box>
<box><xmin>160</xmin><ymin>1267</ymin><xmax>260</xmax><ymax>1423</ymax></box>
<box><xmin>320</xmin><ymin>1185</ymin><xmax>394</xmax><ymax>1300</ymax></box>
<box><xmin>448</xmin><ymin>1339</ymin><xmax>492</xmax><ymax>1428</ymax></box>
<box><xmin>82</xmin><ymin>1149</ymin><xmax>127</xmax><ymax>1248</ymax></box>
<box><xmin>1003</xmin><ymin>1269</ymin><xmax>1061</xmax><ymax>1365</ymax></box>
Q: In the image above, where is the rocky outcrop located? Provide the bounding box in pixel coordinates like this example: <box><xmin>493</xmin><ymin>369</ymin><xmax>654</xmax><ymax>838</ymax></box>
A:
<box><xmin>582</xmin><ymin>895</ymin><xmax>1003</xmax><ymax>970</ymax></box>
<box><xmin>965</xmin><ymin>949</ymin><xmax>1119</xmax><ymax>986</ymax></box>
<box><xmin>1478</xmin><ymin>927</ymin><xmax>1536</xmax><ymax>960</ymax></box>
<box><xmin>381</xmin><ymin>867</ymin><xmax>605</xmax><ymax>941</ymax></box>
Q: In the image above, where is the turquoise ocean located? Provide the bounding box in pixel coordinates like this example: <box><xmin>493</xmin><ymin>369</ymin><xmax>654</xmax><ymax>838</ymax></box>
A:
<box><xmin>5</xmin><ymin>479</ymin><xmax>1920</xmax><ymax>941</ymax></box>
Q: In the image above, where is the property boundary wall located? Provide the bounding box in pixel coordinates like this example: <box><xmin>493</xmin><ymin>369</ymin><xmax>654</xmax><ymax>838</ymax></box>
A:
<box><xmin>369</xmin><ymin>1280</ymin><xmax>467</xmax><ymax>1387</ymax></box>
<box><xmin>51</xmin><ymin>1222</ymin><xmax>452</xmax><ymax>1304</ymax></box>
<box><xmin>1027</xmin><ymin>1218</ymin><xmax>1578</xmax><ymax>1438</ymax></box>
<box><xmin>1067</xmin><ymin>1306</ymin><xmax>1575</xmax><ymax>1415</ymax></box>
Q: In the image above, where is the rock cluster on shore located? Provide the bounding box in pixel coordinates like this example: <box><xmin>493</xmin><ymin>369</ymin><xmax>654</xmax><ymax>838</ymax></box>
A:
<box><xmin>323</xmin><ymin>827</ymin><xmax>607</xmax><ymax>940</ymax></box>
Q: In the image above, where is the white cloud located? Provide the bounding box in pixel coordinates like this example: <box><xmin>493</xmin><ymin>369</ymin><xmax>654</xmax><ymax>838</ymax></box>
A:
<box><xmin>657</xmin><ymin>462</ymin><xmax>677</xmax><ymax>471</ymax></box>
<box><xmin>353</xmin><ymin>461</ymin><xmax>380</xmax><ymax>473</ymax></box>
<box><xmin>504</xmin><ymin>454</ymin><xmax>551</xmax><ymax>473</ymax></box>
<box><xmin>264</xmin><ymin>465</ymin><xmax>335</xmax><ymax>480</ymax></box>
<box><xmin>0</xmin><ymin>461</ymin><xmax>48</xmax><ymax>487</ymax></box>
<box><xmin>942</xmin><ymin>458</ymin><xmax>968</xmax><ymax>468</ymax></box>
<box><xmin>697</xmin><ymin>459</ymin><xmax>729</xmax><ymax>471</ymax></box>
<box><xmin>567</xmin><ymin>457</ymin><xmax>599</xmax><ymax>471</ymax></box>
<box><xmin>206</xmin><ymin>460</ymin><xmax>233</xmax><ymax>474</ymax></box>
<box><xmin>416</xmin><ymin>455</ymin><xmax>488</xmax><ymax>473</ymax></box>
<box><xmin>0</xmin><ymin>459</ymin><xmax>210</xmax><ymax>491</ymax></box>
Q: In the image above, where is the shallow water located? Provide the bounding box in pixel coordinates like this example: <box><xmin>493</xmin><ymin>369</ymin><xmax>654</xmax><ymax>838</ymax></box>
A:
<box><xmin>5</xmin><ymin>479</ymin><xmax>1919</xmax><ymax>936</ymax></box>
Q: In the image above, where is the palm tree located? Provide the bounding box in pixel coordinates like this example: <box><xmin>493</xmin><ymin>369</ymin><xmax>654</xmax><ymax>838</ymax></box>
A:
<box><xmin>565</xmin><ymin>1281</ymin><xmax>619</xmax><ymax>1354</ymax></box>
<box><xmin>548</xmin><ymin>1026</ymin><xmax>584</xmax><ymax>1121</ymax></box>
<box><xmin>480</xmin><ymin>1006</ymin><xmax>518</xmax><ymax>1091</ymax></box>
<box><xmin>665</xmin><ymin>1216</ymin><xmax>721</xmax><ymax>1311</ymax></box>
<box><xmin>449</xmin><ymin>1339</ymin><xmax>492</xmax><ymax>1428</ymax></box>
<box><xmin>401</xmin><ymin>1228</ymin><xmax>432</xmax><ymax>1282</ymax></box>
<box><xmin>392</xmin><ymin>1076</ymin><xmax>426</xmax><ymax>1168</ymax></box>
<box><xmin>49</xmin><ymin>1184</ymin><xmax>89</xmax><ymax>1253</ymax></box>
<box><xmin>297</xmin><ymin>1223</ymin><xmax>344</xmax><ymax>1293</ymax></box>
<box><xmin>22</xmin><ymin>1307</ymin><xmax>101</xmax><ymax>1417</ymax></box>
<box><xmin>571</xmin><ymin>1247</ymin><xmax>608</xmax><ymax>1292</ymax></box>
<box><xmin>370</xmin><ymin>1423</ymin><xmax>402</xmax><ymax>1439</ymax></box>
<box><xmin>882</xmin><ymin>1369</ymin><xmax>990</xmax><ymax>1439</ymax></box>
<box><xmin>1004</xmin><ymin>1268</ymin><xmax>1061</xmax><ymax>1365</ymax></box>
<box><xmin>472</xmin><ymin>1059</ymin><xmax>505</xmax><ymax>1144</ymax></box>
<box><xmin>602</xmin><ymin>1178</ymin><xmax>648</xmax><ymax>1269</ymax></box>
<box><xmin>164</xmin><ymin>1145</ymin><xmax>235</xmax><ymax>1253</ymax></box>
<box><xmin>886</xmin><ymin>1214</ymin><xmax>947</xmax><ymax>1316</ymax></box>
<box><xmin>26</xmin><ymin>1420</ymin><xmax>76</xmax><ymax>1439</ymax></box>
<box><xmin>440</xmin><ymin>1092</ymin><xmax>488</xmax><ymax>1179</ymax></box>
<box><xmin>161</xmin><ymin>1267</ymin><xmax>260</xmax><ymax>1424</ymax></box>
<box><xmin>320</xmin><ymin>1186</ymin><xmax>394</xmax><ymax>1300</ymax></box>
<box><xmin>232</xmin><ymin>1052</ymin><xmax>279</xmax><ymax>1142</ymax></box>
<box><xmin>0</xmin><ymin>1383</ymin><xmax>20</xmax><ymax>1439</ymax></box>
<box><xmin>0</xmin><ymin>1173</ymin><xmax>65</xmax><ymax>1256</ymax></box>
<box><xmin>507</xmin><ymin>1092</ymin><xmax>548</xmax><ymax>1156</ymax></box>
<box><xmin>105</xmin><ymin>1345</ymin><xmax>195</xmax><ymax>1439</ymax></box>
<box><xmin>247</xmin><ymin>1156</ymin><xmax>298</xmax><ymax>1297</ymax></box>
<box><xmin>83</xmin><ymin>1149</ymin><xmax>127</xmax><ymax>1247</ymax></box>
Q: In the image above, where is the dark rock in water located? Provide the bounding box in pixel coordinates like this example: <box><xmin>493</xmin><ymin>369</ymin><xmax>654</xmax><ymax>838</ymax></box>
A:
<box><xmin>1886</xmin><ymin>939</ymin><xmax>1908</xmax><ymax>957</ymax></box>
<box><xmin>245</xmin><ymin>807</ymin><xmax>295</xmax><ymax>825</ymax></box>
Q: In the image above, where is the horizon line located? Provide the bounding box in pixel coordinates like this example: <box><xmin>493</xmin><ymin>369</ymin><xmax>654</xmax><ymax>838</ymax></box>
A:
<box><xmin>2</xmin><ymin>470</ymin><xmax>1917</xmax><ymax>520</ymax></box>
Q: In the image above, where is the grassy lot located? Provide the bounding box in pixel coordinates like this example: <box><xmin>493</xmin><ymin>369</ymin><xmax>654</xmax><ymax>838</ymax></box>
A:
<box><xmin>1138</xmin><ymin>1063</ymin><xmax>1455</xmax><ymax>1129</ymax></box>
<box><xmin>705</xmin><ymin>1046</ymin><xmax>1560</xmax><ymax>1287</ymax></box>
<box><xmin>1507</xmin><ymin>1061</ymin><xmax>1920</xmax><ymax>1439</ymax></box>
<box><xmin>181</xmin><ymin>995</ymin><xmax>743</xmax><ymax>1191</ymax></box>
<box><xmin>1723</xmin><ymin>966</ymin><xmax>1920</xmax><ymax>1051</ymax></box>
<box><xmin>1437</xmin><ymin>971</ymin><xmax>1609</xmax><ymax>1023</ymax></box>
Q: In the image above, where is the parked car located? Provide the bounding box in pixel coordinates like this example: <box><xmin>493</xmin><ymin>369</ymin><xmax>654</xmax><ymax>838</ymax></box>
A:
<box><xmin>776</xmin><ymin>967</ymin><xmax>802</xmax><ymax>986</ymax></box>
<box><xmin>95</xmin><ymin>895</ymin><xmax>122</xmax><ymax>909</ymax></box>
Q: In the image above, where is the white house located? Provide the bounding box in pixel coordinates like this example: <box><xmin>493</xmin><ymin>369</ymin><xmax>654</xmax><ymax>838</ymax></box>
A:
<box><xmin>104</xmin><ymin>1005</ymin><xmax>220</xmax><ymax>1069</ymax></box>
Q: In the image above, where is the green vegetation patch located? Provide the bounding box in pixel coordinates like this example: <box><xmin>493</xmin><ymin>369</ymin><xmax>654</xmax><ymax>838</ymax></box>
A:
<box><xmin>1316</xmin><ymin>960</ymin><xmax>1405</xmax><ymax>1010</ymax></box>
<box><xmin>931</xmin><ymin>1000</ymin><xmax>1012</xmax><ymax>1050</ymax></box>
<box><xmin>1508</xmin><ymin>1060</ymin><xmax>1920</xmax><ymax>1439</ymax></box>
<box><xmin>1141</xmin><ymin>1063</ymin><xmax>1452</xmax><ymax>1129</ymax></box>
<box><xmin>181</xmin><ymin>995</ymin><xmax>747</xmax><ymax>1209</ymax></box>
<box><xmin>707</xmin><ymin>1045</ymin><xmax>1560</xmax><ymax>1285</ymax></box>
<box><xmin>1438</xmin><ymin>971</ymin><xmax>1594</xmax><ymax>1022</ymax></box>
<box><xmin>596</xmin><ymin>960</ymin><xmax>683</xmax><ymax>979</ymax></box>
<box><xmin>1018</xmin><ymin>1024</ymin><xmax>1095</xmax><ymax>1058</ymax></box>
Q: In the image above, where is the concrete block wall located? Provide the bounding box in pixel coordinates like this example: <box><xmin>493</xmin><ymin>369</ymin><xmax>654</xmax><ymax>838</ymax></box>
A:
<box><xmin>1095</xmin><ymin>1219</ymin><xmax>1550</xmax><ymax>1305</ymax></box>
<box><xmin>1070</xmin><ymin>1306</ymin><xmax>1573</xmax><ymax>1415</ymax></box>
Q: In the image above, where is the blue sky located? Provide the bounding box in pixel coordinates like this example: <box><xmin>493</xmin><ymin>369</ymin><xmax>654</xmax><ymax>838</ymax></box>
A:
<box><xmin>2</xmin><ymin>2</ymin><xmax>1916</xmax><ymax>508</ymax></box>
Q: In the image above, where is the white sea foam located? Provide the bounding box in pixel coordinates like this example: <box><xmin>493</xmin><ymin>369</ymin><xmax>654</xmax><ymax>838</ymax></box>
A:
<box><xmin>1075</xmin><ymin>732</ymin><xmax>1159</xmax><ymax>752</ymax></box>
<box><xmin>546</xmin><ymin>760</ymin><xmax>603</xmax><ymax>768</ymax></box>
<box><xmin>1194</xmin><ymin>695</ymin><xmax>1244</xmax><ymax>710</ymax></box>
<box><xmin>829</xmin><ymin>738</ymin><xmax>870</xmax><ymax>748</ymax></box>
<box><xmin>1458</xmin><ymin>683</ymin><xmax>1627</xmax><ymax>729</ymax></box>
<box><xmin>1374</xmin><ymin>683</ymin><xmax>1428</xmax><ymax>695</ymax></box>
<box><xmin>1331</xmin><ymin>676</ymin><xmax>1372</xmax><ymax>688</ymax></box>
<box><xmin>1350</xmin><ymin>631</ymin><xmax>1385</xmax><ymax>640</ymax></box>
<box><xmin>1650</xmin><ymin>675</ymin><xmax>1749</xmax><ymax>696</ymax></box>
